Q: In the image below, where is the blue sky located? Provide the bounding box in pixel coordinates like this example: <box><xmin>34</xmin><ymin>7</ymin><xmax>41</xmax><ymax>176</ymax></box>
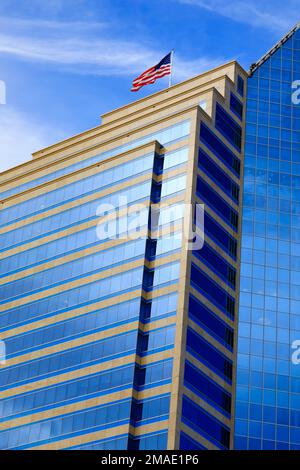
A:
<box><xmin>0</xmin><ymin>0</ymin><xmax>298</xmax><ymax>172</ymax></box>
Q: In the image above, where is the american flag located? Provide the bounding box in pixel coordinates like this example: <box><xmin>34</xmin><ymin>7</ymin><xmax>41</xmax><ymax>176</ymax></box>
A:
<box><xmin>131</xmin><ymin>52</ymin><xmax>172</xmax><ymax>92</ymax></box>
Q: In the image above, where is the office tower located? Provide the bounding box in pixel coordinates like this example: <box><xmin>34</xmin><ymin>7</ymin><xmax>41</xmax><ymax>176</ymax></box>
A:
<box><xmin>0</xmin><ymin>61</ymin><xmax>246</xmax><ymax>450</ymax></box>
<box><xmin>235</xmin><ymin>24</ymin><xmax>300</xmax><ymax>450</ymax></box>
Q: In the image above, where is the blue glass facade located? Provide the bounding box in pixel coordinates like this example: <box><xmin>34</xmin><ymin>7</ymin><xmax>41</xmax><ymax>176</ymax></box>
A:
<box><xmin>179</xmin><ymin>76</ymin><xmax>245</xmax><ymax>449</ymax></box>
<box><xmin>235</xmin><ymin>26</ymin><xmax>300</xmax><ymax>450</ymax></box>
<box><xmin>0</xmin><ymin>61</ymin><xmax>247</xmax><ymax>450</ymax></box>
<box><xmin>5</xmin><ymin>30</ymin><xmax>300</xmax><ymax>451</ymax></box>
<box><xmin>0</xmin><ymin>118</ymin><xmax>191</xmax><ymax>450</ymax></box>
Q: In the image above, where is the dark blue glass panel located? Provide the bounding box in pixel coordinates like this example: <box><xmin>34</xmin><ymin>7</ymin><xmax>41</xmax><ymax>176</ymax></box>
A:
<box><xmin>128</xmin><ymin>431</ymin><xmax>168</xmax><ymax>450</ymax></box>
<box><xmin>198</xmin><ymin>148</ymin><xmax>240</xmax><ymax>203</ymax></box>
<box><xmin>193</xmin><ymin>241</ymin><xmax>236</xmax><ymax>289</ymax></box>
<box><xmin>215</xmin><ymin>103</ymin><xmax>242</xmax><ymax>151</ymax></box>
<box><xmin>189</xmin><ymin>294</ymin><xmax>234</xmax><ymax>349</ymax></box>
<box><xmin>197</xmin><ymin>176</ymin><xmax>238</xmax><ymax>230</ymax></box>
<box><xmin>181</xmin><ymin>395</ymin><xmax>230</xmax><ymax>449</ymax></box>
<box><xmin>180</xmin><ymin>432</ymin><xmax>206</xmax><ymax>450</ymax></box>
<box><xmin>184</xmin><ymin>360</ymin><xmax>231</xmax><ymax>414</ymax></box>
<box><xmin>200</xmin><ymin>123</ymin><xmax>240</xmax><ymax>176</ymax></box>
<box><xmin>237</xmin><ymin>75</ymin><xmax>244</xmax><ymax>97</ymax></box>
<box><xmin>230</xmin><ymin>93</ymin><xmax>243</xmax><ymax>120</ymax></box>
<box><xmin>200</xmin><ymin>212</ymin><xmax>237</xmax><ymax>260</ymax></box>
<box><xmin>190</xmin><ymin>263</ymin><xmax>235</xmax><ymax>319</ymax></box>
<box><xmin>186</xmin><ymin>327</ymin><xmax>233</xmax><ymax>382</ymax></box>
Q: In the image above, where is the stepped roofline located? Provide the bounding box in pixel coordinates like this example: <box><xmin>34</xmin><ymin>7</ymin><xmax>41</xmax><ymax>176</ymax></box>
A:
<box><xmin>249</xmin><ymin>22</ymin><xmax>300</xmax><ymax>75</ymax></box>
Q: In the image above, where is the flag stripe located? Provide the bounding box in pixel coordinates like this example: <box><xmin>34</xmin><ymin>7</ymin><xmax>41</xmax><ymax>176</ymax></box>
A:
<box><xmin>131</xmin><ymin>70</ymin><xmax>171</xmax><ymax>90</ymax></box>
<box><xmin>135</xmin><ymin>65</ymin><xmax>171</xmax><ymax>80</ymax></box>
<box><xmin>134</xmin><ymin>71</ymin><xmax>170</xmax><ymax>86</ymax></box>
<box><xmin>132</xmin><ymin>68</ymin><xmax>171</xmax><ymax>86</ymax></box>
<box><xmin>131</xmin><ymin>53</ymin><xmax>172</xmax><ymax>92</ymax></box>
<box><xmin>134</xmin><ymin>65</ymin><xmax>171</xmax><ymax>79</ymax></box>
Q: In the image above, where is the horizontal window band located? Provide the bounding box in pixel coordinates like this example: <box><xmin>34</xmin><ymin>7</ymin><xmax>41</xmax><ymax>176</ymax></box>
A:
<box><xmin>0</xmin><ymin>357</ymin><xmax>172</xmax><ymax>407</ymax></box>
<box><xmin>0</xmin><ymin>348</ymin><xmax>174</xmax><ymax>400</ymax></box>
<box><xmin>0</xmin><ymin>162</ymin><xmax>185</xmax><ymax>238</ymax></box>
<box><xmin>0</xmin><ymin>152</ymin><xmax>154</xmax><ymax>230</ymax></box>
<box><xmin>0</xmin><ymin>384</ymin><xmax>133</xmax><ymax>428</ymax></box>
<box><xmin>0</xmin><ymin>381</ymin><xmax>171</xmax><ymax>429</ymax></box>
<box><xmin>0</xmin><ymin>325</ymin><xmax>175</xmax><ymax>393</ymax></box>
<box><xmin>0</xmin><ymin>191</ymin><xmax>184</xmax><ymax>274</ymax></box>
<box><xmin>0</xmin><ymin>284</ymin><xmax>178</xmax><ymax>339</ymax></box>
<box><xmin>64</xmin><ymin>432</ymin><xmax>129</xmax><ymax>450</ymax></box>
<box><xmin>9</xmin><ymin>419</ymin><xmax>131</xmax><ymax>450</ymax></box>
<box><xmin>0</xmin><ymin>254</ymin><xmax>180</xmax><ymax>312</ymax></box>
<box><xmin>0</xmin><ymin>126</ymin><xmax>188</xmax><ymax>218</ymax></box>
<box><xmin>3</xmin><ymin>317</ymin><xmax>176</xmax><ymax>367</ymax></box>
<box><xmin>0</xmin><ymin>176</ymin><xmax>152</xmax><ymax>248</ymax></box>
<box><xmin>4</xmin><ymin>316</ymin><xmax>139</xmax><ymax>361</ymax></box>
<box><xmin>0</xmin><ymin>218</ymin><xmax>182</xmax><ymax>284</ymax></box>
<box><xmin>0</xmin><ymin>342</ymin><xmax>175</xmax><ymax>394</ymax></box>
<box><xmin>0</xmin><ymin>253</ymin><xmax>146</xmax><ymax>305</ymax></box>
<box><xmin>5</xmin><ymin>310</ymin><xmax>177</xmax><ymax>361</ymax></box>
<box><xmin>196</xmin><ymin>138</ymin><xmax>240</xmax><ymax>185</ymax></box>
<box><xmin>2</xmin><ymin>394</ymin><xmax>170</xmax><ymax>449</ymax></box>
<box><xmin>0</xmin><ymin>118</ymin><xmax>190</xmax><ymax>201</ymax></box>
<box><xmin>30</xmin><ymin>419</ymin><xmax>169</xmax><ymax>450</ymax></box>
<box><xmin>0</xmin><ymin>139</ymin><xmax>159</xmax><ymax>202</ymax></box>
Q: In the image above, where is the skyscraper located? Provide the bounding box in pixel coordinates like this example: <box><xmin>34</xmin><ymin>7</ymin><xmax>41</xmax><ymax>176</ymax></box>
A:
<box><xmin>235</xmin><ymin>24</ymin><xmax>300</xmax><ymax>450</ymax></box>
<box><xmin>0</xmin><ymin>61</ymin><xmax>246</xmax><ymax>450</ymax></box>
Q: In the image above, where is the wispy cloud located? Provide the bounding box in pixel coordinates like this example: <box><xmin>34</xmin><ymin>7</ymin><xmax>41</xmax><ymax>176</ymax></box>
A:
<box><xmin>0</xmin><ymin>33</ymin><xmax>157</xmax><ymax>75</ymax></box>
<box><xmin>0</xmin><ymin>16</ymin><xmax>226</xmax><ymax>80</ymax></box>
<box><xmin>8</xmin><ymin>0</ymin><xmax>86</xmax><ymax>15</ymax></box>
<box><xmin>174</xmin><ymin>56</ymin><xmax>229</xmax><ymax>81</ymax></box>
<box><xmin>177</xmin><ymin>0</ymin><xmax>298</xmax><ymax>33</ymax></box>
<box><xmin>0</xmin><ymin>106</ymin><xmax>65</xmax><ymax>172</ymax></box>
<box><xmin>0</xmin><ymin>15</ymin><xmax>228</xmax><ymax>173</ymax></box>
<box><xmin>0</xmin><ymin>16</ymin><xmax>107</xmax><ymax>32</ymax></box>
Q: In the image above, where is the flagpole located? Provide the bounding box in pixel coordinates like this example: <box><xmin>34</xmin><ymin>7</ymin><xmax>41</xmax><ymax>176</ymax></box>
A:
<box><xmin>169</xmin><ymin>49</ymin><xmax>174</xmax><ymax>88</ymax></box>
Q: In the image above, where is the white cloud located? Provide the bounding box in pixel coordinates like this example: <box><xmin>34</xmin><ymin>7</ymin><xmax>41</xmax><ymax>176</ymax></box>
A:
<box><xmin>177</xmin><ymin>0</ymin><xmax>298</xmax><ymax>33</ymax></box>
<box><xmin>174</xmin><ymin>56</ymin><xmax>229</xmax><ymax>81</ymax></box>
<box><xmin>0</xmin><ymin>16</ymin><xmax>228</xmax><ymax>174</ymax></box>
<box><xmin>0</xmin><ymin>33</ymin><xmax>157</xmax><ymax>75</ymax></box>
<box><xmin>0</xmin><ymin>106</ymin><xmax>64</xmax><ymax>172</ymax></box>
<box><xmin>0</xmin><ymin>16</ymin><xmax>226</xmax><ymax>79</ymax></box>
<box><xmin>0</xmin><ymin>17</ymin><xmax>106</xmax><ymax>32</ymax></box>
<box><xmin>13</xmin><ymin>0</ymin><xmax>86</xmax><ymax>15</ymax></box>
